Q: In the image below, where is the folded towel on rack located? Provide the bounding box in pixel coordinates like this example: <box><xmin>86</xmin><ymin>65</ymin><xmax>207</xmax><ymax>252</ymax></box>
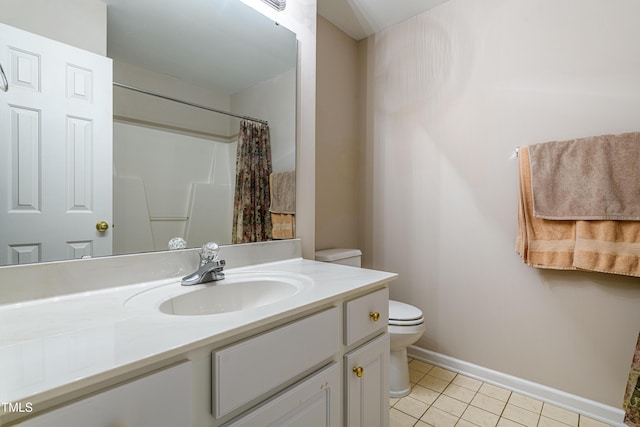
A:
<box><xmin>516</xmin><ymin>146</ymin><xmax>577</xmax><ymax>270</ymax></box>
<box><xmin>573</xmin><ymin>220</ymin><xmax>640</xmax><ymax>276</ymax></box>
<box><xmin>269</xmin><ymin>171</ymin><xmax>296</xmax><ymax>214</ymax></box>
<box><xmin>271</xmin><ymin>213</ymin><xmax>295</xmax><ymax>239</ymax></box>
<box><xmin>516</xmin><ymin>146</ymin><xmax>640</xmax><ymax>277</ymax></box>
<box><xmin>528</xmin><ymin>132</ymin><xmax>640</xmax><ymax>220</ymax></box>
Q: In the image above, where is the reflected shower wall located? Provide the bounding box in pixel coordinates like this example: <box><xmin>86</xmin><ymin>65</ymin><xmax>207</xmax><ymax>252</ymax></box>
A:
<box><xmin>112</xmin><ymin>122</ymin><xmax>236</xmax><ymax>254</ymax></box>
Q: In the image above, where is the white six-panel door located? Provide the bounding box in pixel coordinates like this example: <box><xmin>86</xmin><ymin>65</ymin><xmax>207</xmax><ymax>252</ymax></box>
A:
<box><xmin>0</xmin><ymin>23</ymin><xmax>112</xmax><ymax>265</ymax></box>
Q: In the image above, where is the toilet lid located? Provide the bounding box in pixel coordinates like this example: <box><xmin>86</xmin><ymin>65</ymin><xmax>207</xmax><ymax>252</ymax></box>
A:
<box><xmin>389</xmin><ymin>300</ymin><xmax>424</xmax><ymax>326</ymax></box>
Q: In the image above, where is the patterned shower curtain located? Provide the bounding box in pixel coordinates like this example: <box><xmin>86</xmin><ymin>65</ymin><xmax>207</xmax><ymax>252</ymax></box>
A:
<box><xmin>625</xmin><ymin>332</ymin><xmax>640</xmax><ymax>426</ymax></box>
<box><xmin>232</xmin><ymin>119</ymin><xmax>272</xmax><ymax>244</ymax></box>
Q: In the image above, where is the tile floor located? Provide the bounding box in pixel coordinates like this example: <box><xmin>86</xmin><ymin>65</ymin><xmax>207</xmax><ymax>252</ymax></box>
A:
<box><xmin>389</xmin><ymin>359</ymin><xmax>616</xmax><ymax>427</ymax></box>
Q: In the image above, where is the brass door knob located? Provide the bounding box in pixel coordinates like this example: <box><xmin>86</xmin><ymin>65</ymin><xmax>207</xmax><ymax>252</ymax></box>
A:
<box><xmin>369</xmin><ymin>311</ymin><xmax>380</xmax><ymax>322</ymax></box>
<box><xmin>96</xmin><ymin>221</ymin><xmax>109</xmax><ymax>232</ymax></box>
<box><xmin>353</xmin><ymin>366</ymin><xmax>364</xmax><ymax>378</ymax></box>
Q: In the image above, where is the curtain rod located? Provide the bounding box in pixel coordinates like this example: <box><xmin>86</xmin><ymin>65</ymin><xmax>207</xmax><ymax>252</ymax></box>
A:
<box><xmin>112</xmin><ymin>82</ymin><xmax>268</xmax><ymax>125</ymax></box>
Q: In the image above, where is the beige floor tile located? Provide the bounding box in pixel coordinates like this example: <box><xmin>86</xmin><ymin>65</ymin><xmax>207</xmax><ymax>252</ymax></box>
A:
<box><xmin>539</xmin><ymin>415</ymin><xmax>574</xmax><ymax>427</ymax></box>
<box><xmin>421</xmin><ymin>406</ymin><xmax>460</xmax><ymax>427</ymax></box>
<box><xmin>419</xmin><ymin>374</ymin><xmax>452</xmax><ymax>393</ymax></box>
<box><xmin>470</xmin><ymin>393</ymin><xmax>507</xmax><ymax>415</ymax></box>
<box><xmin>443</xmin><ymin>383</ymin><xmax>477</xmax><ymax>403</ymax></box>
<box><xmin>508</xmin><ymin>393</ymin><xmax>543</xmax><ymax>414</ymax></box>
<box><xmin>502</xmin><ymin>404</ymin><xmax>540</xmax><ymax>427</ymax></box>
<box><xmin>461</xmin><ymin>405</ymin><xmax>500</xmax><ymax>427</ymax></box>
<box><xmin>395</xmin><ymin>396</ymin><xmax>430</xmax><ymax>419</ymax></box>
<box><xmin>452</xmin><ymin>375</ymin><xmax>483</xmax><ymax>392</ymax></box>
<box><xmin>541</xmin><ymin>403</ymin><xmax>579</xmax><ymax>427</ymax></box>
<box><xmin>578</xmin><ymin>415</ymin><xmax>612</xmax><ymax>427</ymax></box>
<box><xmin>497</xmin><ymin>418</ymin><xmax>525</xmax><ymax>427</ymax></box>
<box><xmin>478</xmin><ymin>383</ymin><xmax>512</xmax><ymax>402</ymax></box>
<box><xmin>433</xmin><ymin>394</ymin><xmax>468</xmax><ymax>417</ymax></box>
<box><xmin>410</xmin><ymin>359</ymin><xmax>435</xmax><ymax>374</ymax></box>
<box><xmin>416</xmin><ymin>421</ymin><xmax>432</xmax><ymax>427</ymax></box>
<box><xmin>390</xmin><ymin>397</ymin><xmax>400</xmax><ymax>407</ymax></box>
<box><xmin>430</xmin><ymin>366</ymin><xmax>458</xmax><ymax>382</ymax></box>
<box><xmin>410</xmin><ymin>384</ymin><xmax>442</xmax><ymax>405</ymax></box>
<box><xmin>456</xmin><ymin>419</ymin><xmax>480</xmax><ymax>427</ymax></box>
<box><xmin>391</xmin><ymin>407</ymin><xmax>419</xmax><ymax>427</ymax></box>
<box><xmin>411</xmin><ymin>368</ymin><xmax>428</xmax><ymax>384</ymax></box>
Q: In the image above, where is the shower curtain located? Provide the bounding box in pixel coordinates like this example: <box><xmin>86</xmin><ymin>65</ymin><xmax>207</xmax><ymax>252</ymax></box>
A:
<box><xmin>625</xmin><ymin>332</ymin><xmax>640</xmax><ymax>426</ymax></box>
<box><xmin>232</xmin><ymin>119</ymin><xmax>272</xmax><ymax>244</ymax></box>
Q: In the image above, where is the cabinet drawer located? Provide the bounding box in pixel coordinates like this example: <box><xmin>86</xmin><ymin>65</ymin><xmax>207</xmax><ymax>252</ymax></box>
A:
<box><xmin>213</xmin><ymin>307</ymin><xmax>340</xmax><ymax>418</ymax></box>
<box><xmin>345</xmin><ymin>288</ymin><xmax>388</xmax><ymax>346</ymax></box>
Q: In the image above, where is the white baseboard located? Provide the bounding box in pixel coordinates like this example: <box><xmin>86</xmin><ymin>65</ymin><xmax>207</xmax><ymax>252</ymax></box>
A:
<box><xmin>408</xmin><ymin>345</ymin><xmax>626</xmax><ymax>427</ymax></box>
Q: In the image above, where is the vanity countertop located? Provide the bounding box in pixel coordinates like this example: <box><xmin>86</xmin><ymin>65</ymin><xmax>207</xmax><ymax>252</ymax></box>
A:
<box><xmin>0</xmin><ymin>257</ymin><xmax>396</xmax><ymax>419</ymax></box>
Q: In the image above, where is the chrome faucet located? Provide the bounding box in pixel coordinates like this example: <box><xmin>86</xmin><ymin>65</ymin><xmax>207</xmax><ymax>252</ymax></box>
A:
<box><xmin>181</xmin><ymin>242</ymin><xmax>226</xmax><ymax>286</ymax></box>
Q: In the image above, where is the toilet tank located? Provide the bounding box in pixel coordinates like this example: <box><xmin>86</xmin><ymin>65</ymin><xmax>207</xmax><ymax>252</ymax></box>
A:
<box><xmin>315</xmin><ymin>248</ymin><xmax>362</xmax><ymax>267</ymax></box>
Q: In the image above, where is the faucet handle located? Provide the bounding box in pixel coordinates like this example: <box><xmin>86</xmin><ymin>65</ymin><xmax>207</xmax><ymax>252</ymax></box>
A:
<box><xmin>200</xmin><ymin>242</ymin><xmax>220</xmax><ymax>263</ymax></box>
<box><xmin>168</xmin><ymin>237</ymin><xmax>186</xmax><ymax>250</ymax></box>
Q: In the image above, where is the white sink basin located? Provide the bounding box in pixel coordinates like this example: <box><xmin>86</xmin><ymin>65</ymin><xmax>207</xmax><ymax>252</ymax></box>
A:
<box><xmin>161</xmin><ymin>279</ymin><xmax>299</xmax><ymax>315</ymax></box>
<box><xmin>124</xmin><ymin>272</ymin><xmax>312</xmax><ymax>316</ymax></box>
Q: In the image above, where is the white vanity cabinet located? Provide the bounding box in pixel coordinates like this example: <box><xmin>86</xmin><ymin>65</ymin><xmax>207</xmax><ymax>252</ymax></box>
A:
<box><xmin>6</xmin><ymin>284</ymin><xmax>393</xmax><ymax>427</ymax></box>
<box><xmin>344</xmin><ymin>288</ymin><xmax>390</xmax><ymax>427</ymax></box>
<box><xmin>210</xmin><ymin>287</ymin><xmax>390</xmax><ymax>427</ymax></box>
<box><xmin>16</xmin><ymin>362</ymin><xmax>192</xmax><ymax>427</ymax></box>
<box><xmin>212</xmin><ymin>307</ymin><xmax>342</xmax><ymax>425</ymax></box>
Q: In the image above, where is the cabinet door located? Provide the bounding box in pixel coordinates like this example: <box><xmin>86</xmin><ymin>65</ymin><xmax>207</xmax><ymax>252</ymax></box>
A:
<box><xmin>345</xmin><ymin>333</ymin><xmax>389</xmax><ymax>427</ymax></box>
<box><xmin>16</xmin><ymin>362</ymin><xmax>192</xmax><ymax>427</ymax></box>
<box><xmin>225</xmin><ymin>362</ymin><xmax>341</xmax><ymax>427</ymax></box>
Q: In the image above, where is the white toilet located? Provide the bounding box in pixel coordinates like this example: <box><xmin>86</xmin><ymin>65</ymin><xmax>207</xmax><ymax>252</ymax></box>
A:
<box><xmin>315</xmin><ymin>248</ymin><xmax>426</xmax><ymax>398</ymax></box>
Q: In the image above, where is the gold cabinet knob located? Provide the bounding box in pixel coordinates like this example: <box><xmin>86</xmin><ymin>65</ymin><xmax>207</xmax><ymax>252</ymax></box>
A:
<box><xmin>96</xmin><ymin>221</ymin><xmax>109</xmax><ymax>232</ymax></box>
<box><xmin>353</xmin><ymin>366</ymin><xmax>364</xmax><ymax>378</ymax></box>
<box><xmin>369</xmin><ymin>311</ymin><xmax>380</xmax><ymax>322</ymax></box>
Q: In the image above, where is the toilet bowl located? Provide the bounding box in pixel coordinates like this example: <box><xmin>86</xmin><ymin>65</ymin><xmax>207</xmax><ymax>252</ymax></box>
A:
<box><xmin>315</xmin><ymin>248</ymin><xmax>426</xmax><ymax>399</ymax></box>
<box><xmin>388</xmin><ymin>300</ymin><xmax>425</xmax><ymax>398</ymax></box>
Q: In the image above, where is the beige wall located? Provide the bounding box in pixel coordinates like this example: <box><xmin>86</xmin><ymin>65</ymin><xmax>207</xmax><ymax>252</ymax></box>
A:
<box><xmin>315</xmin><ymin>16</ymin><xmax>360</xmax><ymax>251</ymax></box>
<box><xmin>0</xmin><ymin>0</ymin><xmax>106</xmax><ymax>55</ymax></box>
<box><xmin>360</xmin><ymin>0</ymin><xmax>640</xmax><ymax>408</ymax></box>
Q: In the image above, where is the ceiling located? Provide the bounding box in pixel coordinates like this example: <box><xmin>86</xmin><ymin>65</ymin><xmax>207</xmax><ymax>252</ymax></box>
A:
<box><xmin>103</xmin><ymin>0</ymin><xmax>296</xmax><ymax>95</ymax></box>
<box><xmin>318</xmin><ymin>0</ymin><xmax>450</xmax><ymax>40</ymax></box>
<box><xmin>101</xmin><ymin>0</ymin><xmax>449</xmax><ymax>94</ymax></box>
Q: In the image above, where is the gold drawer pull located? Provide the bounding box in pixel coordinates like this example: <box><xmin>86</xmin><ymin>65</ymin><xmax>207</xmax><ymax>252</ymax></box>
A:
<box><xmin>369</xmin><ymin>311</ymin><xmax>380</xmax><ymax>322</ymax></box>
<box><xmin>353</xmin><ymin>366</ymin><xmax>364</xmax><ymax>378</ymax></box>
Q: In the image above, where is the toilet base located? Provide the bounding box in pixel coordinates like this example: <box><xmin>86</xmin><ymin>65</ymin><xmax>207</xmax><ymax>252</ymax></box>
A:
<box><xmin>389</xmin><ymin>347</ymin><xmax>411</xmax><ymax>398</ymax></box>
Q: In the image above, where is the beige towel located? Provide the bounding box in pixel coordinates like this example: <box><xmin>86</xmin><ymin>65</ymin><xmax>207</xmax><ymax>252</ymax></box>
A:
<box><xmin>528</xmin><ymin>132</ymin><xmax>640</xmax><ymax>220</ymax></box>
<box><xmin>269</xmin><ymin>171</ymin><xmax>296</xmax><ymax>214</ymax></box>
<box><xmin>516</xmin><ymin>146</ymin><xmax>640</xmax><ymax>277</ymax></box>
<box><xmin>271</xmin><ymin>213</ymin><xmax>295</xmax><ymax>239</ymax></box>
<box><xmin>516</xmin><ymin>146</ymin><xmax>577</xmax><ymax>270</ymax></box>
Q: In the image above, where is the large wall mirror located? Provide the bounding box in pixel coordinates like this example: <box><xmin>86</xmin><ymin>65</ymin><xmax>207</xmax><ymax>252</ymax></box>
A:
<box><xmin>0</xmin><ymin>0</ymin><xmax>297</xmax><ymax>266</ymax></box>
